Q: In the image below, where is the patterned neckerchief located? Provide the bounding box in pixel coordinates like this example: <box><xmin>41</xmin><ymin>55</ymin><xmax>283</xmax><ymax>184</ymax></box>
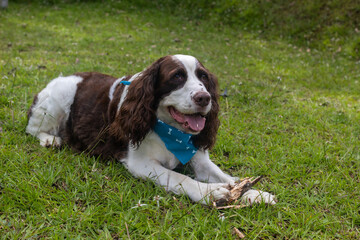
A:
<box><xmin>153</xmin><ymin>119</ymin><xmax>198</xmax><ymax>165</ymax></box>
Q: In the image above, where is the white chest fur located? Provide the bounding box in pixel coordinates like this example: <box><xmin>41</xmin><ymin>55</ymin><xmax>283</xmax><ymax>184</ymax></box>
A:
<box><xmin>122</xmin><ymin>132</ymin><xmax>181</xmax><ymax>172</ymax></box>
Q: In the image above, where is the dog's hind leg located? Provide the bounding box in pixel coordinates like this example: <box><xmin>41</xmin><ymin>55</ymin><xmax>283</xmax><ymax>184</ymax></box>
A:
<box><xmin>26</xmin><ymin>75</ymin><xmax>83</xmax><ymax>147</ymax></box>
<box><xmin>37</xmin><ymin>132</ymin><xmax>62</xmax><ymax>148</ymax></box>
<box><xmin>26</xmin><ymin>93</ymin><xmax>64</xmax><ymax>148</ymax></box>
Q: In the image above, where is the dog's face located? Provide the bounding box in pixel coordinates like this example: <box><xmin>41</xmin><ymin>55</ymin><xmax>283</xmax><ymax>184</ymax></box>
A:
<box><xmin>116</xmin><ymin>54</ymin><xmax>219</xmax><ymax>149</ymax></box>
<box><xmin>156</xmin><ymin>55</ymin><xmax>213</xmax><ymax>134</ymax></box>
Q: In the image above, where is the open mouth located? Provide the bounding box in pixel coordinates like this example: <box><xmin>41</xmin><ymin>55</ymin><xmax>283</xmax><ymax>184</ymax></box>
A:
<box><xmin>168</xmin><ymin>106</ymin><xmax>206</xmax><ymax>133</ymax></box>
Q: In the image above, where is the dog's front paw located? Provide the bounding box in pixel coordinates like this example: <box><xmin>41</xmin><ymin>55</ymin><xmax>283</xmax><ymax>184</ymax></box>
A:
<box><xmin>195</xmin><ymin>183</ymin><xmax>230</xmax><ymax>205</ymax></box>
<box><xmin>241</xmin><ymin>189</ymin><xmax>276</xmax><ymax>205</ymax></box>
<box><xmin>208</xmin><ymin>183</ymin><xmax>231</xmax><ymax>201</ymax></box>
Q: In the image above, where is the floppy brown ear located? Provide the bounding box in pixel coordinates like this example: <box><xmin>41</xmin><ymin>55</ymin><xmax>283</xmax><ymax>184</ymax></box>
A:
<box><xmin>192</xmin><ymin>72</ymin><xmax>220</xmax><ymax>150</ymax></box>
<box><xmin>111</xmin><ymin>57</ymin><xmax>166</xmax><ymax>147</ymax></box>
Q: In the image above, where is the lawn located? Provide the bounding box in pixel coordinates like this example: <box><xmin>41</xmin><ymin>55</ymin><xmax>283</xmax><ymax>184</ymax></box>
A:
<box><xmin>1</xmin><ymin>1</ymin><xmax>359</xmax><ymax>239</ymax></box>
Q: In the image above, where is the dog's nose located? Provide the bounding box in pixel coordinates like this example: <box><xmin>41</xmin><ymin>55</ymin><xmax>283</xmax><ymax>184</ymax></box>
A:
<box><xmin>193</xmin><ymin>91</ymin><xmax>210</xmax><ymax>107</ymax></box>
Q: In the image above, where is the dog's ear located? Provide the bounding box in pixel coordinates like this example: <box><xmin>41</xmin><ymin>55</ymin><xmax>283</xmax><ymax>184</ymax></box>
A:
<box><xmin>192</xmin><ymin>72</ymin><xmax>220</xmax><ymax>150</ymax></box>
<box><xmin>111</xmin><ymin>57</ymin><xmax>166</xmax><ymax>147</ymax></box>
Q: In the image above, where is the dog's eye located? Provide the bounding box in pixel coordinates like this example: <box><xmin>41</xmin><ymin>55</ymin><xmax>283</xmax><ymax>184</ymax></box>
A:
<box><xmin>200</xmin><ymin>74</ymin><xmax>208</xmax><ymax>81</ymax></box>
<box><xmin>173</xmin><ymin>73</ymin><xmax>185</xmax><ymax>82</ymax></box>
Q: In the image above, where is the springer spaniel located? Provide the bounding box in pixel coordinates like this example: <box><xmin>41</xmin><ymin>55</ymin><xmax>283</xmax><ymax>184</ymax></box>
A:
<box><xmin>26</xmin><ymin>54</ymin><xmax>275</xmax><ymax>205</ymax></box>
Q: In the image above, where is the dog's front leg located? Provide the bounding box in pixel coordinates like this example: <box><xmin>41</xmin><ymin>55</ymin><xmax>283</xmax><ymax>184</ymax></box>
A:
<box><xmin>125</xmin><ymin>157</ymin><xmax>230</xmax><ymax>204</ymax></box>
<box><xmin>191</xmin><ymin>150</ymin><xmax>238</xmax><ymax>184</ymax></box>
<box><xmin>191</xmin><ymin>150</ymin><xmax>276</xmax><ymax>205</ymax></box>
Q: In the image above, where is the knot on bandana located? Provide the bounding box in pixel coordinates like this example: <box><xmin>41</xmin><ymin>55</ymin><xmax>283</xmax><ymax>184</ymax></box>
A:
<box><xmin>154</xmin><ymin>119</ymin><xmax>198</xmax><ymax>165</ymax></box>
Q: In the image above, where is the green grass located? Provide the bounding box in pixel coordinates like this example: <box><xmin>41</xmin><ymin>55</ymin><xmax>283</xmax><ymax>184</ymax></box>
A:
<box><xmin>1</xmin><ymin>1</ymin><xmax>360</xmax><ymax>239</ymax></box>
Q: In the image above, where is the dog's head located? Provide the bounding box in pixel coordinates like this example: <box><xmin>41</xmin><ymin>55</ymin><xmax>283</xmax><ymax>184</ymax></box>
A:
<box><xmin>113</xmin><ymin>54</ymin><xmax>220</xmax><ymax>150</ymax></box>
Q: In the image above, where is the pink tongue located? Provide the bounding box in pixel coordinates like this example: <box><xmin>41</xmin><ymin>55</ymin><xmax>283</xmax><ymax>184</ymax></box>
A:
<box><xmin>183</xmin><ymin>115</ymin><xmax>206</xmax><ymax>132</ymax></box>
<box><xmin>169</xmin><ymin>107</ymin><xmax>206</xmax><ymax>132</ymax></box>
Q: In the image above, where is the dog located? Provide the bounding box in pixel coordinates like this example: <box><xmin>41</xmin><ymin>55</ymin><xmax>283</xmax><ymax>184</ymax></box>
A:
<box><xmin>26</xmin><ymin>54</ymin><xmax>275</xmax><ymax>205</ymax></box>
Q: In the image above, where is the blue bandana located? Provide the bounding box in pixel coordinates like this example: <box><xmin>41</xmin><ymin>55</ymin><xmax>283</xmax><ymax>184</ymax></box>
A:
<box><xmin>154</xmin><ymin>119</ymin><xmax>198</xmax><ymax>165</ymax></box>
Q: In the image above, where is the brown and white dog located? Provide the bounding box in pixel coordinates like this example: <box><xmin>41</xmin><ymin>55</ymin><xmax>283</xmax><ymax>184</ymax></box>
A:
<box><xmin>26</xmin><ymin>54</ymin><xmax>275</xmax><ymax>205</ymax></box>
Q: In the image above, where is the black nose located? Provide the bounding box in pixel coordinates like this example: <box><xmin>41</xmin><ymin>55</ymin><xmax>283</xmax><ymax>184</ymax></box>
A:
<box><xmin>193</xmin><ymin>91</ymin><xmax>211</xmax><ymax>107</ymax></box>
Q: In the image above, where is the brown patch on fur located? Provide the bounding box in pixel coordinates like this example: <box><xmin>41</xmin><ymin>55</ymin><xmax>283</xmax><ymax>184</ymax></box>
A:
<box><xmin>27</xmin><ymin>93</ymin><xmax>38</xmax><ymax>120</ymax></box>
<box><xmin>61</xmin><ymin>72</ymin><xmax>128</xmax><ymax>159</ymax></box>
<box><xmin>154</xmin><ymin>56</ymin><xmax>187</xmax><ymax>99</ymax></box>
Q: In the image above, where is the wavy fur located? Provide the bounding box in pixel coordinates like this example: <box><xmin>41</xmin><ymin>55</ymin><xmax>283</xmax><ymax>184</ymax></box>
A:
<box><xmin>112</xmin><ymin>57</ymin><xmax>166</xmax><ymax>147</ymax></box>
